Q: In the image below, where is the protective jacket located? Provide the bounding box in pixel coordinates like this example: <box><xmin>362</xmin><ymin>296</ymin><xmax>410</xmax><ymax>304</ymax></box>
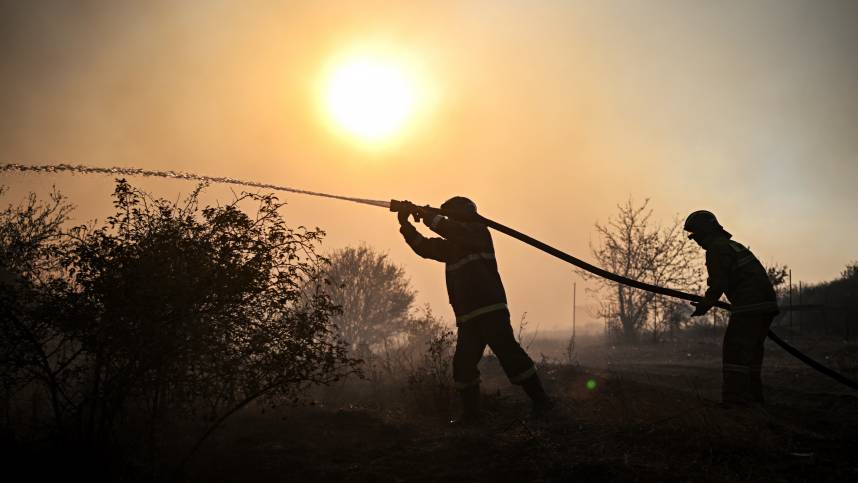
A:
<box><xmin>400</xmin><ymin>215</ymin><xmax>507</xmax><ymax>325</ymax></box>
<box><xmin>703</xmin><ymin>235</ymin><xmax>778</xmax><ymax>315</ymax></box>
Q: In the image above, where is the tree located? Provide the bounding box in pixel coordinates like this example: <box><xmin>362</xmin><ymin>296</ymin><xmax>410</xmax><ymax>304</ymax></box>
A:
<box><xmin>650</xmin><ymin>297</ymin><xmax>693</xmax><ymax>342</ymax></box>
<box><xmin>1</xmin><ymin>180</ymin><xmax>358</xmax><ymax>472</ymax></box>
<box><xmin>766</xmin><ymin>264</ymin><xmax>789</xmax><ymax>293</ymax></box>
<box><xmin>0</xmin><ymin>186</ymin><xmax>76</xmax><ymax>434</ymax></box>
<box><xmin>587</xmin><ymin>198</ymin><xmax>702</xmax><ymax>343</ymax></box>
<box><xmin>840</xmin><ymin>262</ymin><xmax>858</xmax><ymax>283</ymax></box>
<box><xmin>323</xmin><ymin>245</ymin><xmax>416</xmax><ymax>352</ymax></box>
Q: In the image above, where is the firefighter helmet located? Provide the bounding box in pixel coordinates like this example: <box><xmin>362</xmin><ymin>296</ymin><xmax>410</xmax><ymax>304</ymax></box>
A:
<box><xmin>684</xmin><ymin>210</ymin><xmax>728</xmax><ymax>239</ymax></box>
<box><xmin>441</xmin><ymin>196</ymin><xmax>477</xmax><ymax>214</ymax></box>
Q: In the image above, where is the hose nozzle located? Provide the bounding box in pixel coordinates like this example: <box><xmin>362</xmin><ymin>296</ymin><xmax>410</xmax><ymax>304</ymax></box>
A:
<box><xmin>389</xmin><ymin>199</ymin><xmax>424</xmax><ymax>223</ymax></box>
<box><xmin>389</xmin><ymin>199</ymin><xmax>411</xmax><ymax>214</ymax></box>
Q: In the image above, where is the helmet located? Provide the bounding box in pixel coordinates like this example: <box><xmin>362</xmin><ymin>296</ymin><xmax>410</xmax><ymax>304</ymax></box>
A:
<box><xmin>684</xmin><ymin>210</ymin><xmax>729</xmax><ymax>239</ymax></box>
<box><xmin>441</xmin><ymin>196</ymin><xmax>477</xmax><ymax>214</ymax></box>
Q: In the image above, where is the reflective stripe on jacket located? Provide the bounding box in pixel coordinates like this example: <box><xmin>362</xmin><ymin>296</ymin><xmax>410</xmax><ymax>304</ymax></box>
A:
<box><xmin>400</xmin><ymin>217</ymin><xmax>508</xmax><ymax>324</ymax></box>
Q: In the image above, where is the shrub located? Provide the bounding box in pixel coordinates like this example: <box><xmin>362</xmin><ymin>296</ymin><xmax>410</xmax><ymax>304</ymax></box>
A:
<box><xmin>1</xmin><ymin>180</ymin><xmax>358</xmax><ymax>473</ymax></box>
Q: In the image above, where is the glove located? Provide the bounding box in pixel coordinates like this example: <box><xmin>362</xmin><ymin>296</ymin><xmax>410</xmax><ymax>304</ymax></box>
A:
<box><xmin>690</xmin><ymin>301</ymin><xmax>713</xmax><ymax>317</ymax></box>
<box><xmin>396</xmin><ymin>200</ymin><xmax>418</xmax><ymax>225</ymax></box>
<box><xmin>419</xmin><ymin>205</ymin><xmax>437</xmax><ymax>227</ymax></box>
<box><xmin>397</xmin><ymin>209</ymin><xmax>411</xmax><ymax>225</ymax></box>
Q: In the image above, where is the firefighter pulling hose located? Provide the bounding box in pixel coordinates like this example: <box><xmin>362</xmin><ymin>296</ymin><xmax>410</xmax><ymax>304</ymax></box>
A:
<box><xmin>390</xmin><ymin>199</ymin><xmax>858</xmax><ymax>395</ymax></box>
<box><xmin>2</xmin><ymin>164</ymin><xmax>856</xmax><ymax>399</ymax></box>
<box><xmin>684</xmin><ymin>210</ymin><xmax>781</xmax><ymax>405</ymax></box>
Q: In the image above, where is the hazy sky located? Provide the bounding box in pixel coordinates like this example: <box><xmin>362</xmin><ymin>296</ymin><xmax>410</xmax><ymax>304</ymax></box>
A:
<box><xmin>2</xmin><ymin>0</ymin><xmax>857</xmax><ymax>332</ymax></box>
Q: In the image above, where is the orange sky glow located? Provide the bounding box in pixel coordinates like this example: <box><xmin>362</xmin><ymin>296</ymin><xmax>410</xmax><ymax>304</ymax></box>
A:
<box><xmin>2</xmin><ymin>1</ymin><xmax>857</xmax><ymax>332</ymax></box>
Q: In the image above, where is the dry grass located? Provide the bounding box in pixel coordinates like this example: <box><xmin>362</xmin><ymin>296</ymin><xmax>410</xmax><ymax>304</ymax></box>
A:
<box><xmin>179</xmin><ymin>349</ymin><xmax>858</xmax><ymax>482</ymax></box>
<box><xmin>7</xmin><ymin>341</ymin><xmax>855</xmax><ymax>482</ymax></box>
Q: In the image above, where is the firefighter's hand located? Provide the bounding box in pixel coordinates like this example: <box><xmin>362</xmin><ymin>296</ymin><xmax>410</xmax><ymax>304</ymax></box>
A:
<box><xmin>419</xmin><ymin>205</ymin><xmax>437</xmax><ymax>227</ymax></box>
<box><xmin>397</xmin><ymin>209</ymin><xmax>411</xmax><ymax>225</ymax></box>
<box><xmin>397</xmin><ymin>200</ymin><xmax>416</xmax><ymax>225</ymax></box>
<box><xmin>690</xmin><ymin>301</ymin><xmax>713</xmax><ymax>317</ymax></box>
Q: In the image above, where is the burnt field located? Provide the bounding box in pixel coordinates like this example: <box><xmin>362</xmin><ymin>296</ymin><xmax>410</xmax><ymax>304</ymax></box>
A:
<box><xmin>179</xmin><ymin>336</ymin><xmax>858</xmax><ymax>483</ymax></box>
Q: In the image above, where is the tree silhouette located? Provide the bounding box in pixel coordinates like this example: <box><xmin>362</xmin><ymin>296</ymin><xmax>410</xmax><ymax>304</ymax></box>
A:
<box><xmin>1</xmin><ymin>180</ymin><xmax>358</xmax><ymax>473</ymax></box>
<box><xmin>324</xmin><ymin>245</ymin><xmax>415</xmax><ymax>353</ymax></box>
<box><xmin>0</xmin><ymin>186</ymin><xmax>75</xmax><ymax>435</ymax></box>
<box><xmin>586</xmin><ymin>198</ymin><xmax>702</xmax><ymax>343</ymax></box>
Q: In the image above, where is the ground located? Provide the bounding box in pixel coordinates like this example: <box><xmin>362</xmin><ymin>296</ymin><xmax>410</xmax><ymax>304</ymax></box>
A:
<box><xmin>181</xmin><ymin>336</ymin><xmax>858</xmax><ymax>483</ymax></box>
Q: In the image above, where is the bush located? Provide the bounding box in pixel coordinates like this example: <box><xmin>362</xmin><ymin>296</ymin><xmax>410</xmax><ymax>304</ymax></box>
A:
<box><xmin>402</xmin><ymin>306</ymin><xmax>455</xmax><ymax>414</ymax></box>
<box><xmin>0</xmin><ymin>180</ymin><xmax>358</xmax><ymax>474</ymax></box>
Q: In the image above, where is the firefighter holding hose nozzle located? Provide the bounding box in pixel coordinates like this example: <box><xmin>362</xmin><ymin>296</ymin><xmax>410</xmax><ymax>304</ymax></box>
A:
<box><xmin>393</xmin><ymin>197</ymin><xmax>553</xmax><ymax>424</ymax></box>
<box><xmin>684</xmin><ymin>210</ymin><xmax>779</xmax><ymax>407</ymax></box>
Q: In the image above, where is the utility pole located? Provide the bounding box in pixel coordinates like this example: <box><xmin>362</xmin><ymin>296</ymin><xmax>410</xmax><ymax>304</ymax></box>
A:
<box><xmin>573</xmin><ymin>281</ymin><xmax>577</xmax><ymax>341</ymax></box>
<box><xmin>798</xmin><ymin>280</ymin><xmax>802</xmax><ymax>335</ymax></box>
<box><xmin>789</xmin><ymin>269</ymin><xmax>793</xmax><ymax>333</ymax></box>
<box><xmin>567</xmin><ymin>279</ymin><xmax>578</xmax><ymax>362</ymax></box>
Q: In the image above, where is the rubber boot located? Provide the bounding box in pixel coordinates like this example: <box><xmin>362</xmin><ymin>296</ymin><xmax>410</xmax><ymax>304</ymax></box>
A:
<box><xmin>722</xmin><ymin>370</ymin><xmax>753</xmax><ymax>408</ymax></box>
<box><xmin>521</xmin><ymin>374</ymin><xmax>554</xmax><ymax>416</ymax></box>
<box><xmin>749</xmin><ymin>367</ymin><xmax>765</xmax><ymax>405</ymax></box>
<box><xmin>450</xmin><ymin>385</ymin><xmax>481</xmax><ymax>426</ymax></box>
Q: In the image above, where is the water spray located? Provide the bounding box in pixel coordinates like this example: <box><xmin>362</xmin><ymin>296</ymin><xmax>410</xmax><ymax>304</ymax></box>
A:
<box><xmin>0</xmin><ymin>162</ymin><xmax>390</xmax><ymax>209</ymax></box>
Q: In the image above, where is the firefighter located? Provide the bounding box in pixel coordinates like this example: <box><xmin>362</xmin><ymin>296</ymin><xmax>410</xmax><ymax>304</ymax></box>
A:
<box><xmin>396</xmin><ymin>197</ymin><xmax>552</xmax><ymax>423</ymax></box>
<box><xmin>684</xmin><ymin>210</ymin><xmax>779</xmax><ymax>406</ymax></box>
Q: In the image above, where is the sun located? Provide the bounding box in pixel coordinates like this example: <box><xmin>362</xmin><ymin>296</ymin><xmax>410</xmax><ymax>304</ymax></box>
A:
<box><xmin>322</xmin><ymin>51</ymin><xmax>420</xmax><ymax>146</ymax></box>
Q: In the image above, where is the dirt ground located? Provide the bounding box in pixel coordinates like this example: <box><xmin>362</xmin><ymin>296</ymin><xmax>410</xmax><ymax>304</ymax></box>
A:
<box><xmin>182</xmin><ymin>336</ymin><xmax>858</xmax><ymax>483</ymax></box>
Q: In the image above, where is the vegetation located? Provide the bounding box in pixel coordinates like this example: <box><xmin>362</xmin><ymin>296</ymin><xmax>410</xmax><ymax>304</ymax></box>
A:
<box><xmin>774</xmin><ymin>261</ymin><xmax>858</xmax><ymax>341</ymax></box>
<box><xmin>3</xmin><ymin>186</ymin><xmax>856</xmax><ymax>482</ymax></box>
<box><xmin>324</xmin><ymin>244</ymin><xmax>415</xmax><ymax>353</ymax></box>
<box><xmin>586</xmin><ymin>198</ymin><xmax>702</xmax><ymax>343</ymax></box>
<box><xmin>0</xmin><ymin>181</ymin><xmax>358</xmax><ymax>477</ymax></box>
<box><xmin>322</xmin><ymin>245</ymin><xmax>455</xmax><ymax>413</ymax></box>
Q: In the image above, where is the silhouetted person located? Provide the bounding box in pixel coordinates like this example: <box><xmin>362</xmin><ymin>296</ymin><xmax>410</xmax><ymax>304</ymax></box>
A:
<box><xmin>684</xmin><ymin>210</ymin><xmax>778</xmax><ymax>407</ymax></box>
<box><xmin>396</xmin><ymin>197</ymin><xmax>552</xmax><ymax>423</ymax></box>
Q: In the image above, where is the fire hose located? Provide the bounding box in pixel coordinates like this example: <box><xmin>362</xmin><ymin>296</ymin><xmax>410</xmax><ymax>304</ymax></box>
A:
<box><xmin>1</xmin><ymin>163</ymin><xmax>855</xmax><ymax>391</ymax></box>
<box><xmin>389</xmin><ymin>200</ymin><xmax>858</xmax><ymax>392</ymax></box>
